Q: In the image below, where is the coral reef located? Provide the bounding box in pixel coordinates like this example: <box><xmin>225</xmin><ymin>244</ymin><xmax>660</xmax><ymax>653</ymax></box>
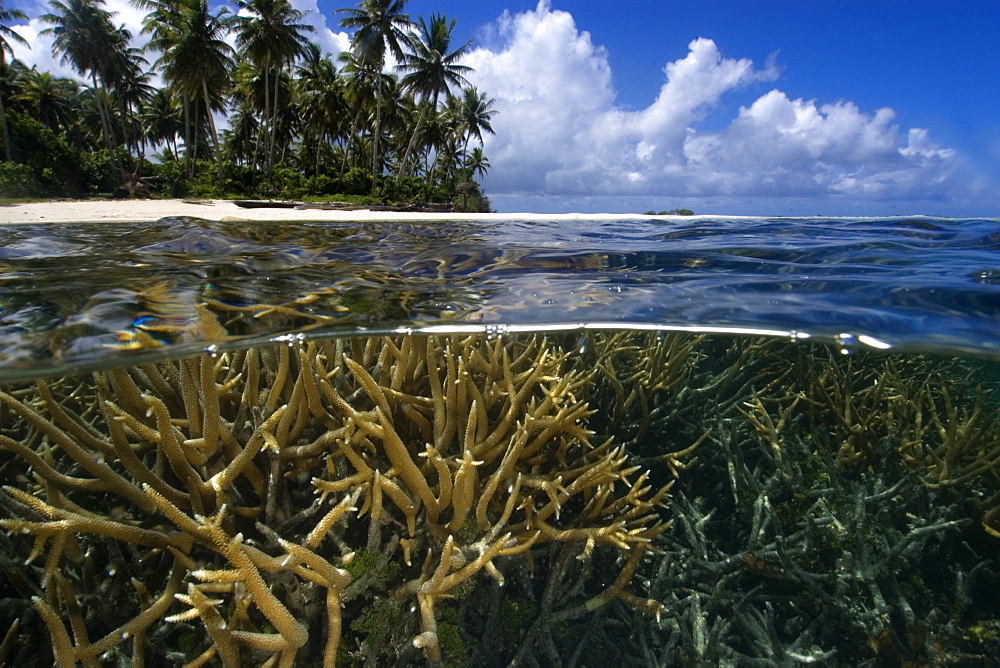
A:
<box><xmin>1</xmin><ymin>330</ymin><xmax>998</xmax><ymax>665</ymax></box>
<box><xmin>0</xmin><ymin>333</ymin><xmax>678</xmax><ymax>666</ymax></box>
<box><xmin>626</xmin><ymin>338</ymin><xmax>1000</xmax><ymax>664</ymax></box>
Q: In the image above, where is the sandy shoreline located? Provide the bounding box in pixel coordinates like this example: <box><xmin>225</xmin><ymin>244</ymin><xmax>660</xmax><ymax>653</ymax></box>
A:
<box><xmin>0</xmin><ymin>199</ymin><xmax>676</xmax><ymax>224</ymax></box>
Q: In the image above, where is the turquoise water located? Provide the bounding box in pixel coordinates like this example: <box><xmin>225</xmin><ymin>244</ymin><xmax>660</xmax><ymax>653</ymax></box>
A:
<box><xmin>0</xmin><ymin>216</ymin><xmax>998</xmax><ymax>665</ymax></box>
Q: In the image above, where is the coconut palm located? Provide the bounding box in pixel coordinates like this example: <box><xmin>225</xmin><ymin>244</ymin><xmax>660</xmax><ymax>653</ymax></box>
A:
<box><xmin>233</xmin><ymin>0</ymin><xmax>313</xmax><ymax>184</ymax></box>
<box><xmin>296</xmin><ymin>43</ymin><xmax>348</xmax><ymax>176</ymax></box>
<box><xmin>395</xmin><ymin>13</ymin><xmax>470</xmax><ymax>181</ymax></box>
<box><xmin>140</xmin><ymin>87</ymin><xmax>183</xmax><ymax>157</ymax></box>
<box><xmin>225</xmin><ymin>59</ymin><xmax>268</xmax><ymax>172</ymax></box>
<box><xmin>455</xmin><ymin>86</ymin><xmax>496</xmax><ymax>155</ymax></box>
<box><xmin>41</xmin><ymin>0</ymin><xmax>127</xmax><ymax>171</ymax></box>
<box><xmin>0</xmin><ymin>0</ymin><xmax>28</xmax><ymax>161</ymax></box>
<box><xmin>0</xmin><ymin>2</ymin><xmax>26</xmax><ymax>63</ymax></box>
<box><xmin>221</xmin><ymin>103</ymin><xmax>259</xmax><ymax>166</ymax></box>
<box><xmin>465</xmin><ymin>145</ymin><xmax>490</xmax><ymax>181</ymax></box>
<box><xmin>336</xmin><ymin>0</ymin><xmax>412</xmax><ymax>178</ymax></box>
<box><xmin>335</xmin><ymin>0</ymin><xmax>412</xmax><ymax>70</ymax></box>
<box><xmin>109</xmin><ymin>44</ymin><xmax>154</xmax><ymax>160</ymax></box>
<box><xmin>0</xmin><ymin>59</ymin><xmax>27</xmax><ymax>158</ymax></box>
<box><xmin>336</xmin><ymin>49</ymin><xmax>381</xmax><ymax>178</ymax></box>
<box><xmin>140</xmin><ymin>0</ymin><xmax>234</xmax><ymax>183</ymax></box>
<box><xmin>15</xmin><ymin>68</ymin><xmax>78</xmax><ymax>134</ymax></box>
<box><xmin>0</xmin><ymin>59</ymin><xmax>26</xmax><ymax>123</ymax></box>
<box><xmin>42</xmin><ymin>0</ymin><xmax>115</xmax><ymax>80</ymax></box>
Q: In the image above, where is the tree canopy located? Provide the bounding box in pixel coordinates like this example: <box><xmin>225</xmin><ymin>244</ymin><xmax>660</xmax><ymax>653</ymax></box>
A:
<box><xmin>0</xmin><ymin>0</ymin><xmax>497</xmax><ymax>211</ymax></box>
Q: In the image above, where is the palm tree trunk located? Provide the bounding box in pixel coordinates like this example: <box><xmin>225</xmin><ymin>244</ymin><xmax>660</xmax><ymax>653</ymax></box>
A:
<box><xmin>371</xmin><ymin>93</ymin><xmax>382</xmax><ymax>182</ymax></box>
<box><xmin>397</xmin><ymin>103</ymin><xmax>426</xmax><ymax>183</ymax></box>
<box><xmin>183</xmin><ymin>95</ymin><xmax>193</xmax><ymax>177</ymax></box>
<box><xmin>263</xmin><ymin>68</ymin><xmax>274</xmax><ymax>187</ymax></box>
<box><xmin>202</xmin><ymin>81</ymin><xmax>224</xmax><ymax>190</ymax></box>
<box><xmin>92</xmin><ymin>77</ymin><xmax>121</xmax><ymax>187</ymax></box>
<box><xmin>339</xmin><ymin>107</ymin><xmax>363</xmax><ymax>179</ymax></box>
<box><xmin>268</xmin><ymin>68</ymin><xmax>281</xmax><ymax>186</ymax></box>
<box><xmin>1</xmin><ymin>94</ymin><xmax>12</xmax><ymax>162</ymax></box>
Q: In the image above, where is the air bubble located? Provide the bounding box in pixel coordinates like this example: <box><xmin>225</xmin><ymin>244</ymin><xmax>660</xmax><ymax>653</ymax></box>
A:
<box><xmin>484</xmin><ymin>324</ymin><xmax>509</xmax><ymax>340</ymax></box>
<box><xmin>834</xmin><ymin>333</ymin><xmax>857</xmax><ymax>355</ymax></box>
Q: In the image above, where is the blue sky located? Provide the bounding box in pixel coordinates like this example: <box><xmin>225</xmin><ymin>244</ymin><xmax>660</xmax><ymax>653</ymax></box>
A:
<box><xmin>9</xmin><ymin>0</ymin><xmax>999</xmax><ymax>215</ymax></box>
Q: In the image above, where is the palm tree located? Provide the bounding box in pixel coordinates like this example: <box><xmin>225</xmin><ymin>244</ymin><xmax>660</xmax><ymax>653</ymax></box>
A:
<box><xmin>396</xmin><ymin>13</ymin><xmax>471</xmax><ymax>181</ymax></box>
<box><xmin>74</xmin><ymin>85</ymin><xmax>117</xmax><ymax>151</ymax></box>
<box><xmin>336</xmin><ymin>0</ymin><xmax>413</xmax><ymax>178</ymax></box>
<box><xmin>109</xmin><ymin>43</ymin><xmax>154</xmax><ymax>161</ymax></box>
<box><xmin>295</xmin><ymin>42</ymin><xmax>348</xmax><ymax>176</ymax></box>
<box><xmin>336</xmin><ymin>48</ymin><xmax>380</xmax><ymax>178</ymax></box>
<box><xmin>0</xmin><ymin>0</ymin><xmax>28</xmax><ymax>161</ymax></box>
<box><xmin>140</xmin><ymin>0</ymin><xmax>233</xmax><ymax>184</ymax></box>
<box><xmin>0</xmin><ymin>1</ymin><xmax>26</xmax><ymax>62</ymax></box>
<box><xmin>465</xmin><ymin>146</ymin><xmax>489</xmax><ymax>181</ymax></box>
<box><xmin>226</xmin><ymin>59</ymin><xmax>265</xmax><ymax>170</ymax></box>
<box><xmin>233</xmin><ymin>0</ymin><xmax>313</xmax><ymax>185</ymax></box>
<box><xmin>221</xmin><ymin>103</ymin><xmax>259</xmax><ymax>166</ymax></box>
<box><xmin>455</xmin><ymin>86</ymin><xmax>496</xmax><ymax>156</ymax></box>
<box><xmin>41</xmin><ymin>0</ymin><xmax>127</xmax><ymax>171</ymax></box>
<box><xmin>0</xmin><ymin>59</ymin><xmax>27</xmax><ymax>159</ymax></box>
<box><xmin>140</xmin><ymin>87</ymin><xmax>183</xmax><ymax>157</ymax></box>
<box><xmin>335</xmin><ymin>0</ymin><xmax>412</xmax><ymax>70</ymax></box>
<box><xmin>15</xmin><ymin>68</ymin><xmax>78</xmax><ymax>134</ymax></box>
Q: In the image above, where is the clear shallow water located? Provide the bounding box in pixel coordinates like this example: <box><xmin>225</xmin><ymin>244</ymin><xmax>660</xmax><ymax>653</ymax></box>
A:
<box><xmin>1</xmin><ymin>215</ymin><xmax>999</xmax><ymax>379</ymax></box>
<box><xmin>1</xmin><ymin>216</ymin><xmax>999</xmax><ymax>665</ymax></box>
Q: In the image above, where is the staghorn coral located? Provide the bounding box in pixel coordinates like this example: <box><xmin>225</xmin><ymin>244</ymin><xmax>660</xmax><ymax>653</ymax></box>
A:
<box><xmin>0</xmin><ymin>332</ymin><xmax>676</xmax><ymax>666</ymax></box>
<box><xmin>631</xmin><ymin>338</ymin><xmax>1000</xmax><ymax>665</ymax></box>
<box><xmin>2</xmin><ymin>330</ymin><xmax>999</xmax><ymax>665</ymax></box>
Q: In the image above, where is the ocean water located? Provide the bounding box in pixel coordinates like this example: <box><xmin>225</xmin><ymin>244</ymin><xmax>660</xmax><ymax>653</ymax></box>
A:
<box><xmin>0</xmin><ymin>216</ymin><xmax>998</xmax><ymax>665</ymax></box>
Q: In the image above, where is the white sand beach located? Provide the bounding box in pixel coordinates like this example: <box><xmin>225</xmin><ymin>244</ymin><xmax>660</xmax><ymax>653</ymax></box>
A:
<box><xmin>0</xmin><ymin>199</ymin><xmax>671</xmax><ymax>224</ymax></box>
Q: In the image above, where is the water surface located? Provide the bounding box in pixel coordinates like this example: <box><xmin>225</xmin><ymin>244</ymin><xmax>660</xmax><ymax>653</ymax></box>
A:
<box><xmin>1</xmin><ymin>215</ymin><xmax>998</xmax><ymax>379</ymax></box>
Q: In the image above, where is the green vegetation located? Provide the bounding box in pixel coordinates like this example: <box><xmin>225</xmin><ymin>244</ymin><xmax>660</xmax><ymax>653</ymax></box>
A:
<box><xmin>0</xmin><ymin>0</ymin><xmax>497</xmax><ymax>211</ymax></box>
<box><xmin>644</xmin><ymin>208</ymin><xmax>695</xmax><ymax>216</ymax></box>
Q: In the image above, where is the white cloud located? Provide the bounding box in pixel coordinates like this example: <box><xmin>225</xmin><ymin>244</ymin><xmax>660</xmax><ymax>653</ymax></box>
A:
<box><xmin>282</xmin><ymin>0</ymin><xmax>351</xmax><ymax>59</ymax></box>
<box><xmin>466</xmin><ymin>1</ymin><xmax>965</xmax><ymax>210</ymax></box>
<box><xmin>463</xmin><ymin>1</ymin><xmax>615</xmax><ymax>194</ymax></box>
<box><xmin>10</xmin><ymin>18</ymin><xmax>68</xmax><ymax>79</ymax></box>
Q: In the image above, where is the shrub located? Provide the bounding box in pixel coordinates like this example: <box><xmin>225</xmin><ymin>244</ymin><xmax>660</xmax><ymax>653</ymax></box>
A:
<box><xmin>340</xmin><ymin>167</ymin><xmax>373</xmax><ymax>196</ymax></box>
<box><xmin>0</xmin><ymin>162</ymin><xmax>42</xmax><ymax>198</ymax></box>
<box><xmin>0</xmin><ymin>114</ymin><xmax>96</xmax><ymax>197</ymax></box>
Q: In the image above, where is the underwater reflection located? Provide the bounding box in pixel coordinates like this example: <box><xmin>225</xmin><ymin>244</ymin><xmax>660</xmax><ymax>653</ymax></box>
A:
<box><xmin>2</xmin><ymin>215</ymin><xmax>1000</xmax><ymax>377</ymax></box>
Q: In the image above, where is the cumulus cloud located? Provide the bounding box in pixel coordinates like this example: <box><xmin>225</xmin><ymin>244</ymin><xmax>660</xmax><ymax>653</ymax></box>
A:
<box><xmin>9</xmin><ymin>18</ymin><xmax>70</xmax><ymax>79</ymax></box>
<box><xmin>466</xmin><ymin>1</ymin><xmax>962</xmax><ymax>208</ymax></box>
<box><xmin>684</xmin><ymin>92</ymin><xmax>958</xmax><ymax>199</ymax></box>
<box><xmin>462</xmin><ymin>1</ymin><xmax>616</xmax><ymax>194</ymax></box>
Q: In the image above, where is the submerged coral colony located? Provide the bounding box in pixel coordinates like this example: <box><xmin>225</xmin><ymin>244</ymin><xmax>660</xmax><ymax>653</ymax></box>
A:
<box><xmin>0</xmin><ymin>331</ymin><xmax>998</xmax><ymax>665</ymax></box>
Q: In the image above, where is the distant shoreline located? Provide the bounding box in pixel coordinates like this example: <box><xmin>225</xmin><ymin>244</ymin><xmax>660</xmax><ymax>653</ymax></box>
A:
<box><xmin>1</xmin><ymin>201</ymin><xmax>969</xmax><ymax>224</ymax></box>
<box><xmin>1</xmin><ymin>199</ymin><xmax>703</xmax><ymax>224</ymax></box>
